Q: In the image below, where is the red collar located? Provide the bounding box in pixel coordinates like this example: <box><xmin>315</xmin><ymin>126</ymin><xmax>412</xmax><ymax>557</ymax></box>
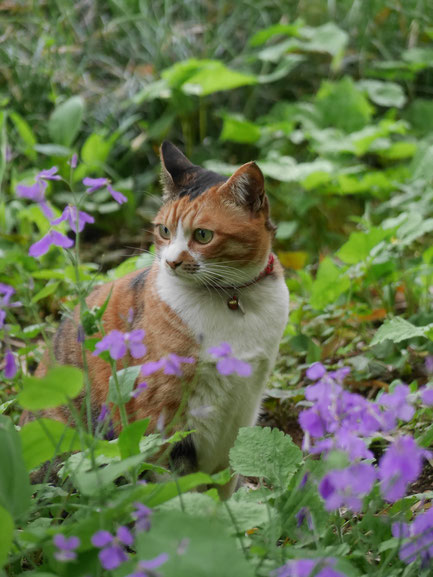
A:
<box><xmin>213</xmin><ymin>254</ymin><xmax>275</xmax><ymax>311</ymax></box>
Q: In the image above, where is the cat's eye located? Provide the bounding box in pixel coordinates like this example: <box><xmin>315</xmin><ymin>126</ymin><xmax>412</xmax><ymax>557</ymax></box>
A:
<box><xmin>158</xmin><ymin>224</ymin><xmax>171</xmax><ymax>239</ymax></box>
<box><xmin>194</xmin><ymin>228</ymin><xmax>213</xmax><ymax>244</ymax></box>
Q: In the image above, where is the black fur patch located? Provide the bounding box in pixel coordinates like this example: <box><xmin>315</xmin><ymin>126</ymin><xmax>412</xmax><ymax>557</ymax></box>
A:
<box><xmin>129</xmin><ymin>267</ymin><xmax>150</xmax><ymax>292</ymax></box>
<box><xmin>169</xmin><ymin>435</ymin><xmax>198</xmax><ymax>475</ymax></box>
<box><xmin>178</xmin><ymin>168</ymin><xmax>226</xmax><ymax>200</ymax></box>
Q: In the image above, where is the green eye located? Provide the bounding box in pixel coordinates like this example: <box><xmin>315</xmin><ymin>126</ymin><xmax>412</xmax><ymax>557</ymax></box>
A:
<box><xmin>194</xmin><ymin>228</ymin><xmax>213</xmax><ymax>244</ymax></box>
<box><xmin>158</xmin><ymin>224</ymin><xmax>171</xmax><ymax>239</ymax></box>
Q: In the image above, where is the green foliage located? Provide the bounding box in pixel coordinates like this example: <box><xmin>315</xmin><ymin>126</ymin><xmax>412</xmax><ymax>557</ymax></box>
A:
<box><xmin>230</xmin><ymin>426</ymin><xmax>302</xmax><ymax>488</ymax></box>
<box><xmin>0</xmin><ymin>416</ymin><xmax>31</xmax><ymax>521</ymax></box>
<box><xmin>18</xmin><ymin>367</ymin><xmax>84</xmax><ymax>410</ymax></box>
<box><xmin>108</xmin><ymin>366</ymin><xmax>141</xmax><ymax>404</ymax></box>
<box><xmin>48</xmin><ymin>96</ymin><xmax>85</xmax><ymax>148</ymax></box>
<box><xmin>0</xmin><ymin>506</ymin><xmax>13</xmax><ymax>568</ymax></box>
<box><xmin>136</xmin><ymin>510</ymin><xmax>254</xmax><ymax>577</ymax></box>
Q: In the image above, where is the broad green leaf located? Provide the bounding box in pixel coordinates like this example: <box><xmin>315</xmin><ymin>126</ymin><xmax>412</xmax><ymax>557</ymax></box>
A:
<box><xmin>0</xmin><ymin>505</ymin><xmax>13</xmax><ymax>568</ymax></box>
<box><xmin>310</xmin><ymin>257</ymin><xmax>350</xmax><ymax>310</ymax></box>
<box><xmin>181</xmin><ymin>61</ymin><xmax>257</xmax><ymax>96</ymax></box>
<box><xmin>71</xmin><ymin>453</ymin><xmax>148</xmax><ymax>496</ymax></box>
<box><xmin>276</xmin><ymin>221</ymin><xmax>298</xmax><ymax>240</ymax></box>
<box><xmin>411</xmin><ymin>143</ymin><xmax>433</xmax><ymax>181</ymax></box>
<box><xmin>20</xmin><ymin>418</ymin><xmax>83</xmax><ymax>470</ymax></box>
<box><xmin>229</xmin><ymin>426</ymin><xmax>302</xmax><ymax>488</ymax></box>
<box><xmin>30</xmin><ymin>282</ymin><xmax>59</xmax><ymax>304</ymax></box>
<box><xmin>259</xmin><ymin>155</ymin><xmax>333</xmax><ymax>184</ymax></box>
<box><xmin>337</xmin><ymin>227</ymin><xmax>393</xmax><ymax>264</ymax></box>
<box><xmin>48</xmin><ymin>96</ymin><xmax>85</xmax><ymax>147</ymax></box>
<box><xmin>119</xmin><ymin>418</ymin><xmax>150</xmax><ymax>459</ymax></box>
<box><xmin>249</xmin><ymin>22</ymin><xmax>302</xmax><ymax>46</ymax></box>
<box><xmin>108</xmin><ymin>365</ymin><xmax>141</xmax><ymax>404</ymax></box>
<box><xmin>404</xmin><ymin>98</ymin><xmax>433</xmax><ymax>135</ymax></box>
<box><xmin>78</xmin><ymin>132</ymin><xmax>115</xmax><ymax>176</ymax></box>
<box><xmin>9</xmin><ymin>111</ymin><xmax>36</xmax><ymax>161</ymax></box>
<box><xmin>220</xmin><ymin>114</ymin><xmax>261</xmax><ymax>144</ymax></box>
<box><xmin>371</xmin><ymin>317</ymin><xmax>431</xmax><ymax>346</ymax></box>
<box><xmin>302</xmin><ymin>22</ymin><xmax>348</xmax><ymax>70</ymax></box>
<box><xmin>358</xmin><ymin>79</ymin><xmax>406</xmax><ymax>108</ymax></box>
<box><xmin>34</xmin><ymin>143</ymin><xmax>71</xmax><ymax>157</ymax></box>
<box><xmin>136</xmin><ymin>510</ymin><xmax>254</xmax><ymax>577</ymax></box>
<box><xmin>316</xmin><ymin>77</ymin><xmax>373</xmax><ymax>133</ymax></box>
<box><xmin>258</xmin><ymin>54</ymin><xmax>304</xmax><ymax>83</ymax></box>
<box><xmin>18</xmin><ymin>366</ymin><xmax>83</xmax><ymax>410</ymax></box>
<box><xmin>0</xmin><ymin>416</ymin><xmax>32</xmax><ymax>520</ymax></box>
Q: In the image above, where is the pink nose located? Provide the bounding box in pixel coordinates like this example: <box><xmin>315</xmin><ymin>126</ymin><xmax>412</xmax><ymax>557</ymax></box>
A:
<box><xmin>166</xmin><ymin>260</ymin><xmax>182</xmax><ymax>270</ymax></box>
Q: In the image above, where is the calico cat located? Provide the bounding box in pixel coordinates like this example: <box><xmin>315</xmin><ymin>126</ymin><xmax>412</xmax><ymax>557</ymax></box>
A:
<box><xmin>22</xmin><ymin>142</ymin><xmax>289</xmax><ymax>497</ymax></box>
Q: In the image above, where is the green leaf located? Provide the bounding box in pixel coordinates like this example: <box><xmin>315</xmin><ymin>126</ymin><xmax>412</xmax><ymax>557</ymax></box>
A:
<box><xmin>302</xmin><ymin>22</ymin><xmax>348</xmax><ymax>70</ymax></box>
<box><xmin>337</xmin><ymin>227</ymin><xmax>393</xmax><ymax>265</ymax></box>
<box><xmin>18</xmin><ymin>366</ymin><xmax>83</xmax><ymax>410</ymax></box>
<box><xmin>30</xmin><ymin>282</ymin><xmax>60</xmax><ymax>304</ymax></box>
<box><xmin>20</xmin><ymin>418</ymin><xmax>84</xmax><ymax>470</ymax></box>
<box><xmin>71</xmin><ymin>453</ymin><xmax>148</xmax><ymax>496</ymax></box>
<box><xmin>371</xmin><ymin>317</ymin><xmax>431</xmax><ymax>346</ymax></box>
<box><xmin>220</xmin><ymin>114</ymin><xmax>261</xmax><ymax>144</ymax></box>
<box><xmin>34</xmin><ymin>143</ymin><xmax>71</xmax><ymax>157</ymax></box>
<box><xmin>316</xmin><ymin>77</ymin><xmax>373</xmax><ymax>133</ymax></box>
<box><xmin>10</xmin><ymin>111</ymin><xmax>37</xmax><ymax>161</ymax></box>
<box><xmin>230</xmin><ymin>426</ymin><xmax>302</xmax><ymax>488</ymax></box>
<box><xmin>0</xmin><ymin>505</ymin><xmax>13</xmax><ymax>568</ymax></box>
<box><xmin>358</xmin><ymin>79</ymin><xmax>406</xmax><ymax>108</ymax></box>
<box><xmin>276</xmin><ymin>221</ymin><xmax>298</xmax><ymax>240</ymax></box>
<box><xmin>48</xmin><ymin>96</ymin><xmax>85</xmax><ymax>147</ymax></box>
<box><xmin>0</xmin><ymin>416</ymin><xmax>32</xmax><ymax>520</ymax></box>
<box><xmin>404</xmin><ymin>98</ymin><xmax>433</xmax><ymax>135</ymax></box>
<box><xmin>79</xmin><ymin>132</ymin><xmax>115</xmax><ymax>172</ymax></box>
<box><xmin>0</xmin><ymin>110</ymin><xmax>6</xmax><ymax>196</ymax></box>
<box><xmin>118</xmin><ymin>418</ymin><xmax>150</xmax><ymax>460</ymax></box>
<box><xmin>108</xmin><ymin>365</ymin><xmax>141</xmax><ymax>405</ymax></box>
<box><xmin>310</xmin><ymin>257</ymin><xmax>350</xmax><ymax>310</ymax></box>
<box><xmin>136</xmin><ymin>510</ymin><xmax>254</xmax><ymax>577</ymax></box>
<box><xmin>249</xmin><ymin>22</ymin><xmax>302</xmax><ymax>46</ymax></box>
<box><xmin>182</xmin><ymin>62</ymin><xmax>257</xmax><ymax>96</ymax></box>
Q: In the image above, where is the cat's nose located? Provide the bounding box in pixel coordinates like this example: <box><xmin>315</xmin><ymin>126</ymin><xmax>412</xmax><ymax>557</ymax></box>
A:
<box><xmin>166</xmin><ymin>259</ymin><xmax>183</xmax><ymax>270</ymax></box>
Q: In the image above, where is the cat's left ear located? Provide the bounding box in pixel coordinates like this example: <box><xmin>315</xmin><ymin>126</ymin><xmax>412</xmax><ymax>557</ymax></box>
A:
<box><xmin>160</xmin><ymin>141</ymin><xmax>195</xmax><ymax>201</ymax></box>
<box><xmin>223</xmin><ymin>162</ymin><xmax>265</xmax><ymax>212</ymax></box>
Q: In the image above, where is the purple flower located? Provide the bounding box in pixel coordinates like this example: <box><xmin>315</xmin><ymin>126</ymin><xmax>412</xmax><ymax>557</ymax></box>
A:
<box><xmin>29</xmin><ymin>230</ymin><xmax>74</xmax><ymax>257</ymax></box>
<box><xmin>296</xmin><ymin>507</ymin><xmax>313</xmax><ymax>530</ymax></box>
<box><xmin>306</xmin><ymin>362</ymin><xmax>326</xmax><ymax>381</ymax></box>
<box><xmin>379</xmin><ymin>436</ymin><xmax>430</xmax><ymax>502</ymax></box>
<box><xmin>93</xmin><ymin>329</ymin><xmax>146</xmax><ymax>361</ymax></box>
<box><xmin>4</xmin><ymin>350</ymin><xmax>17</xmax><ymax>379</ymax></box>
<box><xmin>132</xmin><ymin>502</ymin><xmax>153</xmax><ymax>532</ymax></box>
<box><xmin>127</xmin><ymin>553</ymin><xmax>169</xmax><ymax>577</ymax></box>
<box><xmin>420</xmin><ymin>387</ymin><xmax>433</xmax><ymax>406</ymax></box>
<box><xmin>131</xmin><ymin>382</ymin><xmax>148</xmax><ymax>398</ymax></box>
<box><xmin>16</xmin><ymin>179</ymin><xmax>53</xmax><ymax>218</ymax></box>
<box><xmin>378</xmin><ymin>384</ymin><xmax>415</xmax><ymax>422</ymax></box>
<box><xmin>319</xmin><ymin>462</ymin><xmax>376</xmax><ymax>512</ymax></box>
<box><xmin>68</xmin><ymin>154</ymin><xmax>78</xmax><ymax>168</ymax></box>
<box><xmin>0</xmin><ymin>283</ymin><xmax>16</xmax><ymax>308</ymax></box>
<box><xmin>53</xmin><ymin>534</ymin><xmax>80</xmax><ymax>562</ymax></box>
<box><xmin>425</xmin><ymin>355</ymin><xmax>433</xmax><ymax>374</ymax></box>
<box><xmin>0</xmin><ymin>310</ymin><xmax>5</xmax><ymax>328</ymax></box>
<box><xmin>392</xmin><ymin>507</ymin><xmax>433</xmax><ymax>565</ymax></box>
<box><xmin>83</xmin><ymin>177</ymin><xmax>109</xmax><ymax>193</ymax></box>
<box><xmin>91</xmin><ymin>526</ymin><xmax>133</xmax><ymax>570</ymax></box>
<box><xmin>51</xmin><ymin>205</ymin><xmax>95</xmax><ymax>233</ymax></box>
<box><xmin>97</xmin><ymin>403</ymin><xmax>109</xmax><ymax>423</ymax></box>
<box><xmin>38</xmin><ymin>166</ymin><xmax>61</xmax><ymax>181</ymax></box>
<box><xmin>107</xmin><ymin>184</ymin><xmax>127</xmax><ymax>205</ymax></box>
<box><xmin>207</xmin><ymin>342</ymin><xmax>252</xmax><ymax>377</ymax></box>
<box><xmin>141</xmin><ymin>353</ymin><xmax>195</xmax><ymax>378</ymax></box>
<box><xmin>275</xmin><ymin>558</ymin><xmax>346</xmax><ymax>577</ymax></box>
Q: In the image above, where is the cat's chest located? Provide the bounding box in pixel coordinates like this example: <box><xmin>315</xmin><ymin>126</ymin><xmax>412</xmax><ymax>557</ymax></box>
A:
<box><xmin>155</xmin><ymin>269</ymin><xmax>289</xmax><ymax>360</ymax></box>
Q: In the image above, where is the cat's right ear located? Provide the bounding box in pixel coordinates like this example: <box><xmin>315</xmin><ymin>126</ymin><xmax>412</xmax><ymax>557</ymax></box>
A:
<box><xmin>160</xmin><ymin>141</ymin><xmax>194</xmax><ymax>201</ymax></box>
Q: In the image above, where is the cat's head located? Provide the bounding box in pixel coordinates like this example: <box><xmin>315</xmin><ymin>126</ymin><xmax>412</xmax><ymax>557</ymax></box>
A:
<box><xmin>153</xmin><ymin>141</ymin><xmax>275</xmax><ymax>286</ymax></box>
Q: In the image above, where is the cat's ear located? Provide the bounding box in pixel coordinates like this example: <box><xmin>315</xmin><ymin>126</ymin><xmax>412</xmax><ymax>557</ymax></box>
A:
<box><xmin>160</xmin><ymin>141</ymin><xmax>194</xmax><ymax>201</ymax></box>
<box><xmin>223</xmin><ymin>162</ymin><xmax>265</xmax><ymax>212</ymax></box>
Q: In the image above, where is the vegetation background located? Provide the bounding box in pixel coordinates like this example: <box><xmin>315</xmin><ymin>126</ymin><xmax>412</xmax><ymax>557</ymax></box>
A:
<box><xmin>1</xmin><ymin>1</ymin><xmax>433</xmax><ymax>576</ymax></box>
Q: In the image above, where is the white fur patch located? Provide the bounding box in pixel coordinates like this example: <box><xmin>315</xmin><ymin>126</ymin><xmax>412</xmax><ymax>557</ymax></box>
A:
<box><xmin>161</xmin><ymin>220</ymin><xmax>190</xmax><ymax>266</ymax></box>
<box><xmin>156</xmin><ymin>263</ymin><xmax>289</xmax><ymax>474</ymax></box>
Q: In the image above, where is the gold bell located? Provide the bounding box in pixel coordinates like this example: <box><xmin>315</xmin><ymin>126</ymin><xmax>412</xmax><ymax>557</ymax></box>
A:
<box><xmin>227</xmin><ymin>296</ymin><xmax>239</xmax><ymax>310</ymax></box>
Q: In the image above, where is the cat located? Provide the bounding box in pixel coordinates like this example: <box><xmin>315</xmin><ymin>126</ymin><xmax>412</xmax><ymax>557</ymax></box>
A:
<box><xmin>21</xmin><ymin>141</ymin><xmax>290</xmax><ymax>497</ymax></box>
